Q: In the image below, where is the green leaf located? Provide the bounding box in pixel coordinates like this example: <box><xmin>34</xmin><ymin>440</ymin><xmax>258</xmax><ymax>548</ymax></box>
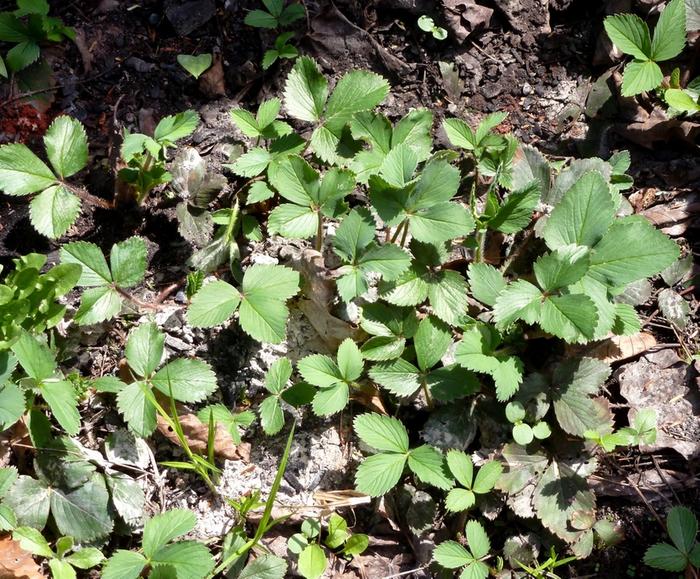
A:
<box><xmin>298</xmin><ymin>355</ymin><xmax>342</xmax><ymax>387</ymax></box>
<box><xmin>110</xmin><ymin>237</ymin><xmax>147</xmax><ymax>288</ymax></box>
<box><xmin>644</xmin><ymin>543</ymin><xmax>687</xmax><ymax>572</ymax></box>
<box><xmin>534</xmin><ymin>245</ymin><xmax>590</xmax><ymax>291</ymax></box>
<box><xmin>259</xmin><ymin>396</ymin><xmax>284</xmax><ymax>434</ymax></box>
<box><xmin>354</xmin><ymin>413</ymin><xmax>409</xmax><ymax>453</ymax></box>
<box><xmin>151</xmin><ymin>358</ymin><xmax>217</xmax><ymax>403</ymax></box>
<box><xmin>368</xmin><ymin>358</ymin><xmax>421</xmax><ymax>397</ymax></box>
<box><xmin>239</xmin><ymin>264</ymin><xmax>300</xmax><ymax>344</ymax></box>
<box><xmin>489</xmin><ymin>183</ymin><xmax>540</xmax><ymax>234</ymax></box>
<box><xmin>0</xmin><ymin>467</ymin><xmax>18</xmax><ymax>499</ymax></box>
<box><xmin>177</xmin><ymin>54</ymin><xmax>212</xmax><ymax>79</ymax></box>
<box><xmin>6</xmin><ymin>41</ymin><xmax>39</xmax><ymax>71</ymax></box>
<box><xmin>0</xmin><ymin>504</ymin><xmax>17</xmax><ymax>531</ymax></box>
<box><xmin>50</xmin><ymin>473</ymin><xmax>113</xmax><ymax>541</ymax></box>
<box><xmin>4</xmin><ymin>476</ymin><xmax>50</xmax><ymax>531</ymax></box>
<box><xmin>409</xmin><ymin>202</ymin><xmax>474</xmax><ymax>244</ymax></box>
<box><xmin>0</xmin><ymin>143</ymin><xmax>56</xmax><ymax>196</ymax></box>
<box><xmin>264</xmin><ymin>357</ymin><xmax>292</xmax><ymax>394</ymax></box>
<box><xmin>343</xmin><ymin>533</ymin><xmax>369</xmax><ymax>556</ymax></box>
<box><xmin>622</xmin><ymin>59</ymin><xmax>663</xmax><ymax>96</ymax></box>
<box><xmin>667</xmin><ymin>506</ymin><xmax>697</xmax><ymax>554</ymax></box>
<box><xmin>466</xmin><ymin>519</ymin><xmax>491</xmax><ymax>559</ymax></box>
<box><xmin>472</xmin><ymin>461</ymin><xmax>503</xmax><ymax>493</ymax></box>
<box><xmin>244</xmin><ymin>8</ymin><xmax>278</xmax><ymax>28</ymax></box>
<box><xmin>358</xmin><ymin>244</ymin><xmax>411</xmax><ymax>280</ymax></box>
<box><xmin>279</xmin><ymin>3</ymin><xmax>305</xmax><ymax>25</ymax></box>
<box><xmin>588</xmin><ymin>216</ymin><xmax>680</xmax><ymax>286</ymax></box>
<box><xmin>543</xmin><ymin>171</ymin><xmax>615</xmax><ymax>249</ymax></box>
<box><xmin>42</xmin><ymin>380</ymin><xmax>80</xmax><ymax>435</ymax></box>
<box><xmin>268</xmin><ymin>204</ymin><xmax>318</xmax><ymax>238</ymax></box>
<box><xmin>125</xmin><ymin>322</ymin><xmax>164</xmax><ymax>377</ymax></box>
<box><xmin>427</xmin><ymin>269</ymin><xmax>470</xmax><ymax>326</ymax></box>
<box><xmin>354</xmin><ymin>452</ymin><xmax>406</xmax><ymax>497</ymax></box>
<box><xmin>443</xmin><ymin>118</ymin><xmax>476</xmax><ymax>150</ymax></box>
<box><xmin>12</xmin><ymin>526</ymin><xmax>53</xmax><ymax>557</ymax></box>
<box><xmin>446</xmin><ymin>450</ymin><xmax>473</xmax><ymax>488</ymax></box>
<box><xmin>188</xmin><ymin>280</ymin><xmax>241</xmax><ymax>327</ymax></box>
<box><xmin>311</xmin><ymin>382</ymin><xmax>349</xmax><ymax>416</ymax></box>
<box><xmin>284</xmin><ymin>56</ymin><xmax>328</xmax><ymax>122</ymax></box>
<box><xmin>73</xmin><ymin>286</ymin><xmax>122</xmax><ymax>325</ymax></box>
<box><xmin>513</xmin><ymin>422</ymin><xmax>534</xmax><ymax>445</ymax></box>
<box><xmin>380</xmin><ymin>144</ymin><xmax>417</xmax><ymax>188</ymax></box>
<box><xmin>651</xmin><ymin>0</ymin><xmax>686</xmax><ymax>61</ymax></box>
<box><xmin>102</xmin><ymin>550</ymin><xmax>148</xmax><ymax>579</ymax></box>
<box><xmin>60</xmin><ymin>241</ymin><xmax>112</xmax><ymax>286</ymax></box>
<box><xmin>29</xmin><ymin>185</ymin><xmax>81</xmax><ymax>238</ymax></box>
<box><xmin>604</xmin><ymin>13</ymin><xmax>652</xmax><ymax>59</ymax></box>
<box><xmin>247</xmin><ymin>181</ymin><xmax>275</xmax><ymax>204</ymax></box>
<box><xmin>665</xmin><ymin>88</ymin><xmax>700</xmax><ymax>112</ymax></box>
<box><xmin>117</xmin><ymin>381</ymin><xmax>157</xmax><ymax>437</ymax></box>
<box><xmin>407</xmin><ymin>445</ymin><xmax>452</xmax><ymax>490</ymax></box>
<box><xmin>64</xmin><ymin>547</ymin><xmax>105</xmax><ymax>569</ymax></box>
<box><xmin>11</xmin><ymin>331</ymin><xmax>56</xmax><ymax>381</ymax></box>
<box><xmin>325</xmin><ymin>70</ymin><xmax>390</xmax><ymax>121</ymax></box>
<box><xmin>493</xmin><ymin>280</ymin><xmax>541</xmax><ymax>330</ymax></box>
<box><xmin>143</xmin><ymin>509</ymin><xmax>196</xmax><ymax>557</ymax></box>
<box><xmin>154</xmin><ymin>110</ymin><xmax>199</xmax><ymax>144</ymax></box>
<box><xmin>43</xmin><ymin>115</ymin><xmax>88</xmax><ymax>179</ymax></box>
<box><xmin>151</xmin><ymin>541</ymin><xmax>214</xmax><ymax>579</ymax></box>
<box><xmin>468</xmin><ymin>263</ymin><xmax>506</xmax><ymax>307</ymax></box>
<box><xmin>325</xmin><ymin>513</ymin><xmax>349</xmax><ymax>548</ymax></box>
<box><xmin>269</xmin><ymin>155</ymin><xmax>319</xmax><ymax>206</ymax></box>
<box><xmin>337</xmin><ymin>338</ymin><xmax>363</xmax><ymax>381</ymax></box>
<box><xmin>333</xmin><ymin>207</ymin><xmax>375</xmax><ymax>263</ymax></box>
<box><xmin>229</xmin><ymin>148</ymin><xmax>271</xmax><ymax>177</ymax></box>
<box><xmin>445</xmin><ymin>488</ymin><xmax>476</xmax><ymax>512</ymax></box>
<box><xmin>298</xmin><ymin>544</ymin><xmax>327</xmax><ymax>579</ymax></box>
<box><xmin>414</xmin><ymin>315</ymin><xmax>451</xmax><ymax>371</ymax></box>
<box><xmin>230</xmin><ymin>108</ymin><xmax>261</xmax><ymax>137</ymax></box>
<box><xmin>239</xmin><ymin>554</ymin><xmax>287</xmax><ymax>579</ymax></box>
<box><xmin>433</xmin><ymin>541</ymin><xmax>472</xmax><ymax>568</ymax></box>
<box><xmin>539</xmin><ymin>294</ymin><xmax>598</xmax><ymax>343</ymax></box>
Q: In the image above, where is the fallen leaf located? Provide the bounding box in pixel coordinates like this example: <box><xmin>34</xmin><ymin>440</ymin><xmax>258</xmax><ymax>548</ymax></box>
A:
<box><xmin>578</xmin><ymin>332</ymin><xmax>656</xmax><ymax>364</ymax></box>
<box><xmin>0</xmin><ymin>534</ymin><xmax>43</xmax><ymax>579</ymax></box>
<box><xmin>641</xmin><ymin>193</ymin><xmax>700</xmax><ymax>237</ymax></box>
<box><xmin>199</xmin><ymin>53</ymin><xmax>226</xmax><ymax>98</ymax></box>
<box><xmin>442</xmin><ymin>0</ymin><xmax>494</xmax><ymax>43</ymax></box>
<box><xmin>156</xmin><ymin>412</ymin><xmax>250</xmax><ymax>462</ymax></box>
<box><xmin>298</xmin><ymin>299</ymin><xmax>360</xmax><ymax>352</ymax></box>
<box><xmin>616</xmin><ymin>108</ymin><xmax>700</xmax><ymax>148</ymax></box>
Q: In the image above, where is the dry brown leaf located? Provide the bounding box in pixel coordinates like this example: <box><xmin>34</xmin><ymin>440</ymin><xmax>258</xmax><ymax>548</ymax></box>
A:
<box><xmin>156</xmin><ymin>412</ymin><xmax>249</xmax><ymax>462</ymax></box>
<box><xmin>0</xmin><ymin>534</ymin><xmax>43</xmax><ymax>579</ymax></box>
<box><xmin>297</xmin><ymin>299</ymin><xmax>360</xmax><ymax>352</ymax></box>
<box><xmin>352</xmin><ymin>383</ymin><xmax>388</xmax><ymax>415</ymax></box>
<box><xmin>199</xmin><ymin>53</ymin><xmax>226</xmax><ymax>98</ymax></box>
<box><xmin>641</xmin><ymin>193</ymin><xmax>700</xmax><ymax>237</ymax></box>
<box><xmin>616</xmin><ymin>108</ymin><xmax>700</xmax><ymax>148</ymax></box>
<box><xmin>581</xmin><ymin>332</ymin><xmax>656</xmax><ymax>364</ymax></box>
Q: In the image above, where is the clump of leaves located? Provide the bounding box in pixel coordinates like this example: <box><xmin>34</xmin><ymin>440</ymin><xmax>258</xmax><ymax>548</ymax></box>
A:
<box><xmin>187</xmin><ymin>264</ymin><xmax>300</xmax><ymax>344</ymax></box>
<box><xmin>256</xmin><ymin>357</ymin><xmax>314</xmax><ymax>434</ymax></box>
<box><xmin>288</xmin><ymin>514</ymin><xmax>369</xmax><ymax>579</ymax></box>
<box><xmin>0</xmin><ymin>0</ymin><xmax>74</xmax><ymax>74</ymax></box>
<box><xmin>60</xmin><ymin>236</ymin><xmax>147</xmax><ymax>325</ymax></box>
<box><xmin>433</xmin><ymin>520</ymin><xmax>493</xmax><ymax>579</ymax></box>
<box><xmin>0</xmin><ymin>253</ymin><xmax>81</xmax><ymax>349</ymax></box>
<box><xmin>244</xmin><ymin>0</ymin><xmax>305</xmax><ymax>29</ymax></box>
<box><xmin>604</xmin><ymin>0</ymin><xmax>686</xmax><ymax>96</ymax></box>
<box><xmin>12</xmin><ymin>527</ymin><xmax>104</xmax><ymax>579</ymax></box>
<box><xmin>119</xmin><ymin>110</ymin><xmax>200</xmax><ymax>204</ymax></box>
<box><xmin>263</xmin><ymin>32</ymin><xmax>299</xmax><ymax>70</ymax></box>
<box><xmin>0</xmin><ymin>116</ymin><xmax>89</xmax><ymax>238</ymax></box>
<box><xmin>102</xmin><ymin>509</ymin><xmax>214</xmax><ymax>579</ymax></box>
<box><xmin>177</xmin><ymin>53</ymin><xmax>212</xmax><ymax>79</ymax></box>
<box><xmin>417</xmin><ymin>15</ymin><xmax>447</xmax><ymax>40</ymax></box>
<box><xmin>644</xmin><ymin>506</ymin><xmax>700</xmax><ymax>573</ymax></box>
<box><xmin>444</xmin><ymin>451</ymin><xmax>502</xmax><ymax>513</ymax></box>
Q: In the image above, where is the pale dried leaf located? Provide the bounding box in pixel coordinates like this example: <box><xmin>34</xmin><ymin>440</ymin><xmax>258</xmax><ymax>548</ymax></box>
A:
<box><xmin>578</xmin><ymin>332</ymin><xmax>656</xmax><ymax>364</ymax></box>
<box><xmin>0</xmin><ymin>534</ymin><xmax>43</xmax><ymax>579</ymax></box>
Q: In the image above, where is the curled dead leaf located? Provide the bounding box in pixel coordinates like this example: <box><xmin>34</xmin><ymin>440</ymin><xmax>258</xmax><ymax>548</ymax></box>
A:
<box><xmin>573</xmin><ymin>332</ymin><xmax>656</xmax><ymax>364</ymax></box>
<box><xmin>641</xmin><ymin>193</ymin><xmax>700</xmax><ymax>237</ymax></box>
<box><xmin>156</xmin><ymin>412</ymin><xmax>250</xmax><ymax>462</ymax></box>
<box><xmin>199</xmin><ymin>53</ymin><xmax>226</xmax><ymax>98</ymax></box>
<box><xmin>0</xmin><ymin>534</ymin><xmax>43</xmax><ymax>579</ymax></box>
<box><xmin>298</xmin><ymin>299</ymin><xmax>360</xmax><ymax>352</ymax></box>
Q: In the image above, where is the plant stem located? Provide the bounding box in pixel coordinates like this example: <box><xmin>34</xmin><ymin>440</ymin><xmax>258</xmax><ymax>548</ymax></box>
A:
<box><xmin>390</xmin><ymin>219</ymin><xmax>407</xmax><ymax>244</ymax></box>
<box><xmin>474</xmin><ymin>228</ymin><xmax>487</xmax><ymax>263</ymax></box>
<box><xmin>400</xmin><ymin>221</ymin><xmax>409</xmax><ymax>248</ymax></box>
<box><xmin>421</xmin><ymin>377</ymin><xmax>433</xmax><ymax>410</ymax></box>
<box><xmin>315</xmin><ymin>211</ymin><xmax>323</xmax><ymax>252</ymax></box>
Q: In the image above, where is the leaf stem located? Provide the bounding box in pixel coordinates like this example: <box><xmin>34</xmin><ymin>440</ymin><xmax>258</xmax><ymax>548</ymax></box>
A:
<box><xmin>315</xmin><ymin>211</ymin><xmax>324</xmax><ymax>252</ymax></box>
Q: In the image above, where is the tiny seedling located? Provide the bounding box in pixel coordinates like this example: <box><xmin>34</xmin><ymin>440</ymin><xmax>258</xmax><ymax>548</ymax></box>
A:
<box><xmin>604</xmin><ymin>0</ymin><xmax>686</xmax><ymax>96</ymax></box>
<box><xmin>644</xmin><ymin>506</ymin><xmax>700</xmax><ymax>573</ymax></box>
<box><xmin>516</xmin><ymin>546</ymin><xmax>577</xmax><ymax>579</ymax></box>
<box><xmin>102</xmin><ymin>509</ymin><xmax>214</xmax><ymax>579</ymax></box>
<box><xmin>444</xmin><ymin>451</ymin><xmax>502</xmax><ymax>513</ymax></box>
<box><xmin>263</xmin><ymin>32</ymin><xmax>299</xmax><ymax>69</ymax></box>
<box><xmin>506</xmin><ymin>401</ymin><xmax>551</xmax><ymax>445</ymax></box>
<box><xmin>256</xmin><ymin>357</ymin><xmax>314</xmax><ymax>434</ymax></box>
<box><xmin>177</xmin><ymin>53</ymin><xmax>213</xmax><ymax>79</ymax></box>
<box><xmin>12</xmin><ymin>527</ymin><xmax>104</xmax><ymax>579</ymax></box>
<box><xmin>417</xmin><ymin>15</ymin><xmax>447</xmax><ymax>40</ymax></box>
<box><xmin>244</xmin><ymin>0</ymin><xmax>305</xmax><ymax>29</ymax></box>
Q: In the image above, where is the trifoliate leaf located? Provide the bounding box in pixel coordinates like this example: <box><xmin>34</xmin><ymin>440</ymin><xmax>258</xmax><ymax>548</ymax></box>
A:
<box><xmin>354</xmin><ymin>413</ymin><xmax>409</xmax><ymax>453</ymax></box>
<box><xmin>542</xmin><ymin>171</ymin><xmax>615</xmax><ymax>249</ymax></box>
<box><xmin>239</xmin><ymin>264</ymin><xmax>300</xmax><ymax>343</ymax></box>
<box><xmin>110</xmin><ymin>237</ymin><xmax>147</xmax><ymax>288</ymax></box>
<box><xmin>354</xmin><ymin>452</ymin><xmax>406</xmax><ymax>496</ymax></box>
<box><xmin>468</xmin><ymin>263</ymin><xmax>506</xmax><ymax>307</ymax></box>
<box><xmin>143</xmin><ymin>509</ymin><xmax>197</xmax><ymax>557</ymax></box>
<box><xmin>283</xmin><ymin>56</ymin><xmax>328</xmax><ymax>122</ymax></box>
<box><xmin>667</xmin><ymin>506</ymin><xmax>697</xmax><ymax>554</ymax></box>
<box><xmin>603</xmin><ymin>13</ymin><xmax>652</xmax><ymax>60</ymax></box>
<box><xmin>588</xmin><ymin>216</ymin><xmax>679</xmax><ymax>286</ymax></box>
<box><xmin>73</xmin><ymin>286</ymin><xmax>122</xmax><ymax>325</ymax></box>
<box><xmin>60</xmin><ymin>241</ymin><xmax>112</xmax><ymax>286</ymax></box>
<box><xmin>369</xmin><ymin>358</ymin><xmax>421</xmax><ymax>397</ymax></box>
<box><xmin>407</xmin><ymin>445</ymin><xmax>452</xmax><ymax>490</ymax></box>
<box><xmin>0</xmin><ymin>143</ymin><xmax>56</xmax><ymax>196</ymax></box>
<box><xmin>29</xmin><ymin>185</ymin><xmax>81</xmax><ymax>238</ymax></box>
<box><xmin>433</xmin><ymin>540</ymin><xmax>472</xmax><ymax>568</ymax></box>
<box><xmin>151</xmin><ymin>358</ymin><xmax>217</xmax><ymax>403</ymax></box>
<box><xmin>126</xmin><ymin>322</ymin><xmax>164</xmax><ymax>378</ymax></box>
<box><xmin>43</xmin><ymin>115</ymin><xmax>88</xmax><ymax>179</ymax></box>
